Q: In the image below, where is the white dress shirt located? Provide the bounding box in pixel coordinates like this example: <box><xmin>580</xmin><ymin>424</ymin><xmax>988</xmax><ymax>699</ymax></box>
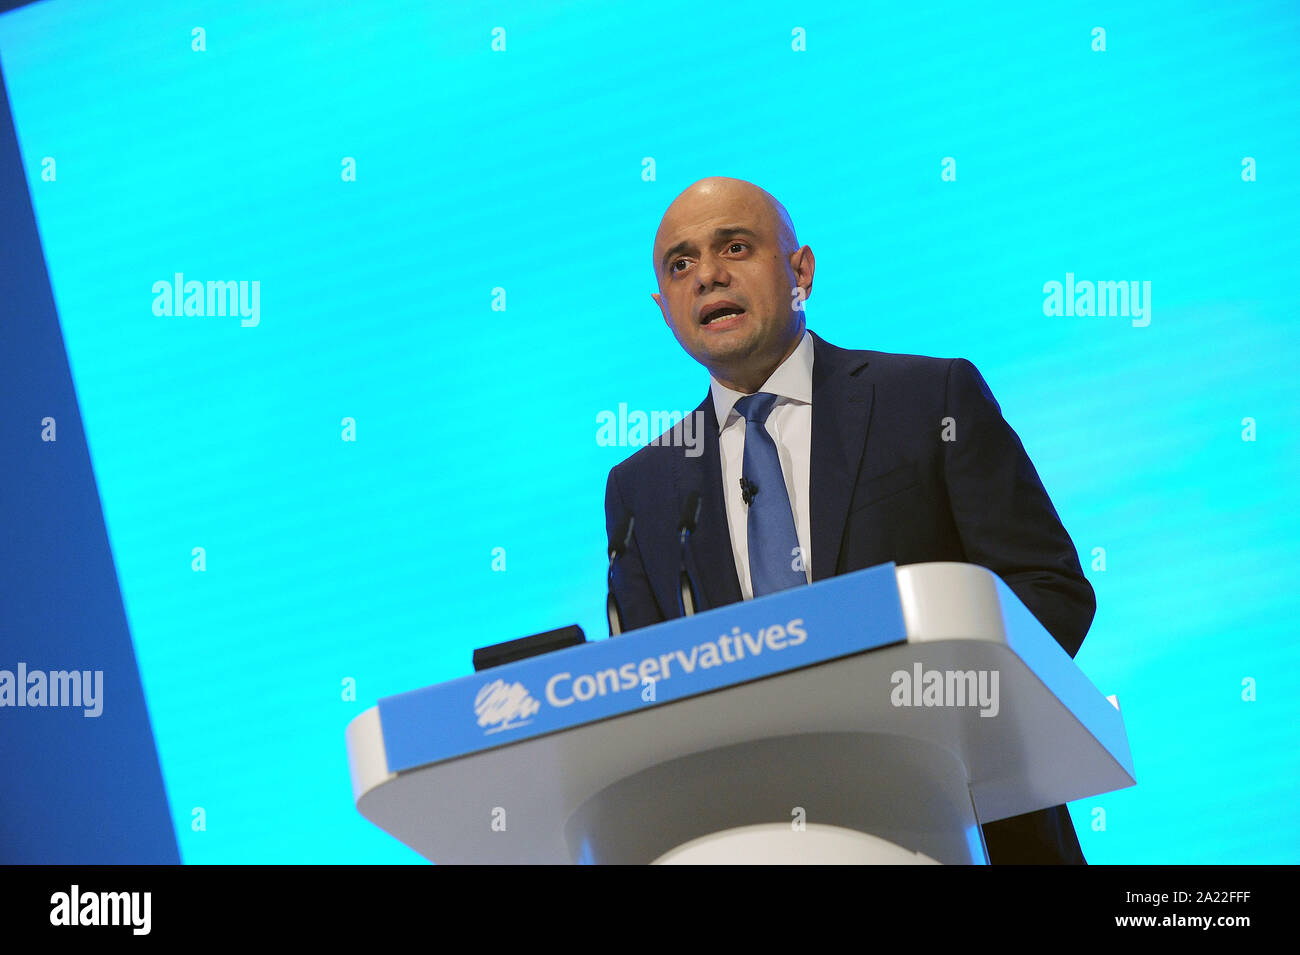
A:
<box><xmin>709</xmin><ymin>330</ymin><xmax>814</xmax><ymax>600</ymax></box>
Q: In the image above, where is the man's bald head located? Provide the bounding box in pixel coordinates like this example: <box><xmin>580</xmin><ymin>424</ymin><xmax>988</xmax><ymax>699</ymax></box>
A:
<box><xmin>652</xmin><ymin>177</ymin><xmax>799</xmax><ymax>275</ymax></box>
<box><xmin>650</xmin><ymin>177</ymin><xmax>814</xmax><ymax>394</ymax></box>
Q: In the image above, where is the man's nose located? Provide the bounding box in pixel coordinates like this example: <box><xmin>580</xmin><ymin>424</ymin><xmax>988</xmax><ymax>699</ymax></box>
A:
<box><xmin>695</xmin><ymin>252</ymin><xmax>731</xmax><ymax>290</ymax></box>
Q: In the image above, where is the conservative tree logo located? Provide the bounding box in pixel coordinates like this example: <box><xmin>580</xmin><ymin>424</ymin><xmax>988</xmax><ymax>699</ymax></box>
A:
<box><xmin>474</xmin><ymin>679</ymin><xmax>541</xmax><ymax>734</ymax></box>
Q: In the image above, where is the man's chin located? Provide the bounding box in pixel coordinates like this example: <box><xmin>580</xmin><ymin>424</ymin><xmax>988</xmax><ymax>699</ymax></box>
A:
<box><xmin>695</xmin><ymin>336</ymin><xmax>753</xmax><ymax>363</ymax></box>
<box><xmin>692</xmin><ymin>338</ymin><xmax>763</xmax><ymax>380</ymax></box>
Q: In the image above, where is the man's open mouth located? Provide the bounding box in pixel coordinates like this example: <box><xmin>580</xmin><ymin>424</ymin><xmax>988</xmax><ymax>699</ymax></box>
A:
<box><xmin>699</xmin><ymin>303</ymin><xmax>746</xmax><ymax>326</ymax></box>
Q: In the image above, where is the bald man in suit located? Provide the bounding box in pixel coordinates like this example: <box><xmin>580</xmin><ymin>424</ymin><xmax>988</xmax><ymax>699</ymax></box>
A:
<box><xmin>605</xmin><ymin>177</ymin><xmax>1095</xmax><ymax>864</ymax></box>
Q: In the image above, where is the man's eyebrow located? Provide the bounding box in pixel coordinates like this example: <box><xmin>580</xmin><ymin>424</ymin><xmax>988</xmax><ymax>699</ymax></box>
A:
<box><xmin>659</xmin><ymin>226</ymin><xmax>760</xmax><ymax>272</ymax></box>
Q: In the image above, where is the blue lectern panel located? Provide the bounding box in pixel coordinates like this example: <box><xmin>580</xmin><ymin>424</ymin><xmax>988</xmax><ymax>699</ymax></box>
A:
<box><xmin>379</xmin><ymin>563</ymin><xmax>906</xmax><ymax>772</ymax></box>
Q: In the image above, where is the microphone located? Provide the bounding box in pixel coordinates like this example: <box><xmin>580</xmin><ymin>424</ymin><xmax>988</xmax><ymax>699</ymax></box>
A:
<box><xmin>677</xmin><ymin>491</ymin><xmax>702</xmax><ymax>617</ymax></box>
<box><xmin>606</xmin><ymin>515</ymin><xmax>635</xmax><ymax>636</ymax></box>
<box><xmin>739</xmin><ymin>476</ymin><xmax>758</xmax><ymax>506</ymax></box>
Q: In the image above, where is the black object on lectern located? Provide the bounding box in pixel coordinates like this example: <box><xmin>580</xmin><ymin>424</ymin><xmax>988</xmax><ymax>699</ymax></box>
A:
<box><xmin>473</xmin><ymin>624</ymin><xmax>587</xmax><ymax>672</ymax></box>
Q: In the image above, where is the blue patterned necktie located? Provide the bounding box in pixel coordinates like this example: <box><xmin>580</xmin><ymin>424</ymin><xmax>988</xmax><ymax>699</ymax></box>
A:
<box><xmin>734</xmin><ymin>392</ymin><xmax>805</xmax><ymax>597</ymax></box>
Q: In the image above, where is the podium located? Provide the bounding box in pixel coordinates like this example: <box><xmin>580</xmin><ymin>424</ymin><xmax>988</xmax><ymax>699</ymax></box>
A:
<box><xmin>345</xmin><ymin>562</ymin><xmax>1135</xmax><ymax>864</ymax></box>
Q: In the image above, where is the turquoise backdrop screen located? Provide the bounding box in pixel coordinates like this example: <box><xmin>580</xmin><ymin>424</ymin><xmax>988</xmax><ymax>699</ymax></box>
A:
<box><xmin>1</xmin><ymin>0</ymin><xmax>1296</xmax><ymax>863</ymax></box>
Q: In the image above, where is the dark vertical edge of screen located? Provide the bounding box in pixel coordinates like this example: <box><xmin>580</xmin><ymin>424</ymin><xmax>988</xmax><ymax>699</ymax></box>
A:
<box><xmin>0</xmin><ymin>53</ymin><xmax>182</xmax><ymax>863</ymax></box>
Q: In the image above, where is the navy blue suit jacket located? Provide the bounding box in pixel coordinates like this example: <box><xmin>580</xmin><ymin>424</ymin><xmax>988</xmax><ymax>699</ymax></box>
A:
<box><xmin>604</xmin><ymin>330</ymin><xmax>1095</xmax><ymax>864</ymax></box>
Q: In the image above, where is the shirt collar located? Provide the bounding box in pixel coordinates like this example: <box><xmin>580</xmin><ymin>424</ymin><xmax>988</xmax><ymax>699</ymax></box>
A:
<box><xmin>710</xmin><ymin>328</ymin><xmax>814</xmax><ymax>429</ymax></box>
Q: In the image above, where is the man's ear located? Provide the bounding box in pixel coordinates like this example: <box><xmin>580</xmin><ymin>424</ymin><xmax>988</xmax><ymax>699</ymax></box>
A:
<box><xmin>790</xmin><ymin>245</ymin><xmax>815</xmax><ymax>301</ymax></box>
<box><xmin>652</xmin><ymin>291</ymin><xmax>670</xmax><ymax>327</ymax></box>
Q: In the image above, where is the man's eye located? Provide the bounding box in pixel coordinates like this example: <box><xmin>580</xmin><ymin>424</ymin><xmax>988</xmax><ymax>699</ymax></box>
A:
<box><xmin>671</xmin><ymin>258</ymin><xmax>688</xmax><ymax>273</ymax></box>
<box><xmin>729</xmin><ymin>242</ymin><xmax>747</xmax><ymax>253</ymax></box>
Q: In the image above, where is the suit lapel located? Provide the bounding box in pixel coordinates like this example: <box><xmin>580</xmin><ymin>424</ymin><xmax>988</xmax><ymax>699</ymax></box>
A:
<box><xmin>808</xmin><ymin>331</ymin><xmax>874</xmax><ymax>581</ymax></box>
<box><xmin>670</xmin><ymin>393</ymin><xmax>743</xmax><ymax>611</ymax></box>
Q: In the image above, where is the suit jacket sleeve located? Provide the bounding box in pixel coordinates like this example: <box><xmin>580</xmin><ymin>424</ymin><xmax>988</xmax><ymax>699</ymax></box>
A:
<box><xmin>941</xmin><ymin>358</ymin><xmax>1095</xmax><ymax>657</ymax></box>
<box><xmin>604</xmin><ymin>466</ymin><xmax>666</xmax><ymax>634</ymax></box>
